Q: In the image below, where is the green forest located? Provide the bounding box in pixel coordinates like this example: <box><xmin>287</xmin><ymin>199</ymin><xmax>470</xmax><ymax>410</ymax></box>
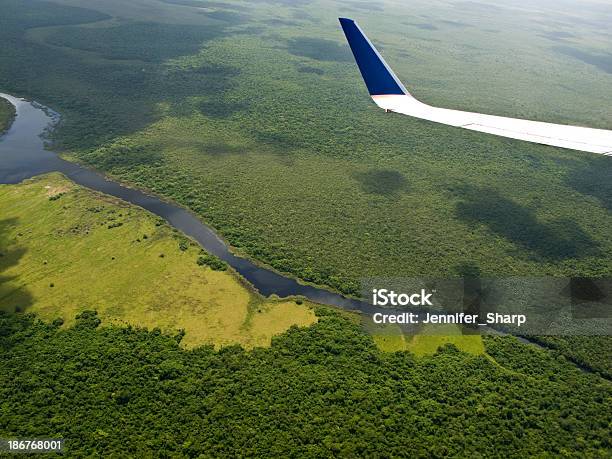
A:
<box><xmin>0</xmin><ymin>0</ymin><xmax>610</xmax><ymax>296</ymax></box>
<box><xmin>1</xmin><ymin>309</ymin><xmax>611</xmax><ymax>457</ymax></box>
<box><xmin>530</xmin><ymin>336</ymin><xmax>612</xmax><ymax>379</ymax></box>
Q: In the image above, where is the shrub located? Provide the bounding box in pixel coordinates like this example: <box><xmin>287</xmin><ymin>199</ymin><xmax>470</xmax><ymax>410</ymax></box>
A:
<box><xmin>196</xmin><ymin>254</ymin><xmax>227</xmax><ymax>271</ymax></box>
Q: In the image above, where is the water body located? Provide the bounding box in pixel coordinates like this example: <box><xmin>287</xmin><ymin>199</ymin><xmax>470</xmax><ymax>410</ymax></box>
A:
<box><xmin>0</xmin><ymin>93</ymin><xmax>380</xmax><ymax>313</ymax></box>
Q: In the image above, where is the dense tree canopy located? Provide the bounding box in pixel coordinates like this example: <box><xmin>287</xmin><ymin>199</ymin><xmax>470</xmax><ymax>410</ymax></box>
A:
<box><xmin>1</xmin><ymin>310</ymin><xmax>610</xmax><ymax>457</ymax></box>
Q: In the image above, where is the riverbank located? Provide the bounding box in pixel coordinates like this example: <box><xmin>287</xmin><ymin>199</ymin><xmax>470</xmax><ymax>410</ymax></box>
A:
<box><xmin>0</xmin><ymin>96</ymin><xmax>16</xmax><ymax>135</ymax></box>
<box><xmin>3</xmin><ymin>92</ymin><xmax>608</xmax><ymax>371</ymax></box>
<box><xmin>0</xmin><ymin>93</ymin><xmax>489</xmax><ymax>355</ymax></box>
<box><xmin>0</xmin><ymin>93</ymin><xmax>366</xmax><ymax>308</ymax></box>
<box><xmin>0</xmin><ymin>172</ymin><xmax>317</xmax><ymax>349</ymax></box>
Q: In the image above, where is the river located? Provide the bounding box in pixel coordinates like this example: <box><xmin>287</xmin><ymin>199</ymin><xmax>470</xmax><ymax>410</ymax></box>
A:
<box><xmin>3</xmin><ymin>93</ymin><xmax>605</xmax><ymax>378</ymax></box>
<box><xmin>0</xmin><ymin>93</ymin><xmax>384</xmax><ymax>313</ymax></box>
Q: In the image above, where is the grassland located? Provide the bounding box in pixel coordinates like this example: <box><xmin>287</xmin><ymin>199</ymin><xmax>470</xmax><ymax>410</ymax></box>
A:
<box><xmin>0</xmin><ymin>173</ymin><xmax>316</xmax><ymax>348</ymax></box>
<box><xmin>1</xmin><ymin>0</ymin><xmax>610</xmax><ymax>297</ymax></box>
<box><xmin>0</xmin><ymin>96</ymin><xmax>15</xmax><ymax>135</ymax></box>
<box><xmin>371</xmin><ymin>323</ymin><xmax>486</xmax><ymax>356</ymax></box>
<box><xmin>405</xmin><ymin>325</ymin><xmax>485</xmax><ymax>357</ymax></box>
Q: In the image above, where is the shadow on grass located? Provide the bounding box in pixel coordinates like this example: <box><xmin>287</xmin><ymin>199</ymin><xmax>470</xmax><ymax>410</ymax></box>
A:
<box><xmin>439</xmin><ymin>20</ymin><xmax>472</xmax><ymax>28</ymax></box>
<box><xmin>404</xmin><ymin>23</ymin><xmax>438</xmax><ymax>31</ymax></box>
<box><xmin>297</xmin><ymin>66</ymin><xmax>324</xmax><ymax>75</ymax></box>
<box><xmin>353</xmin><ymin>169</ymin><xmax>408</xmax><ymax>196</ymax></box>
<box><xmin>0</xmin><ymin>218</ymin><xmax>34</xmax><ymax>314</ymax></box>
<box><xmin>168</xmin><ymin>64</ymin><xmax>242</xmax><ymax>117</ymax></box>
<box><xmin>254</xmin><ymin>130</ymin><xmax>306</xmax><ymax>152</ymax></box>
<box><xmin>455</xmin><ymin>186</ymin><xmax>601</xmax><ymax>261</ymax></box>
<box><xmin>553</xmin><ymin>45</ymin><xmax>612</xmax><ymax>74</ymax></box>
<box><xmin>287</xmin><ymin>37</ymin><xmax>352</xmax><ymax>62</ymax></box>
<box><xmin>202</xmin><ymin>10</ymin><xmax>251</xmax><ymax>24</ymax></box>
<box><xmin>565</xmin><ymin>156</ymin><xmax>612</xmax><ymax>212</ymax></box>
<box><xmin>6</xmin><ymin>19</ymin><xmax>235</xmax><ymax>151</ymax></box>
<box><xmin>455</xmin><ymin>262</ymin><xmax>483</xmax><ymax>333</ymax></box>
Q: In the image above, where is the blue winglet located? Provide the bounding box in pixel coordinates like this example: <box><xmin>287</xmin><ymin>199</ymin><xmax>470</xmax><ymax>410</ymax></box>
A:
<box><xmin>339</xmin><ymin>18</ymin><xmax>407</xmax><ymax>96</ymax></box>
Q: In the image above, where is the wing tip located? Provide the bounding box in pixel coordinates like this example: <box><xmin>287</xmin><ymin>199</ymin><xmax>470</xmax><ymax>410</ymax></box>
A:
<box><xmin>338</xmin><ymin>18</ymin><xmax>408</xmax><ymax>96</ymax></box>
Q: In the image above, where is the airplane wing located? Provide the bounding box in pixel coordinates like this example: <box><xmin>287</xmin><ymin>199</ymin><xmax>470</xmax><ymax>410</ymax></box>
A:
<box><xmin>339</xmin><ymin>17</ymin><xmax>612</xmax><ymax>156</ymax></box>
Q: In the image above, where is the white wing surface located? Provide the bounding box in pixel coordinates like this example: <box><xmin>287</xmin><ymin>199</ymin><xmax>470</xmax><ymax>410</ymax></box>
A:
<box><xmin>339</xmin><ymin>18</ymin><xmax>612</xmax><ymax>156</ymax></box>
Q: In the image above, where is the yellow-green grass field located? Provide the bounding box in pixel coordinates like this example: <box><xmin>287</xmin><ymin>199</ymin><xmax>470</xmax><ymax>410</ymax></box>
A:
<box><xmin>372</xmin><ymin>323</ymin><xmax>485</xmax><ymax>357</ymax></box>
<box><xmin>0</xmin><ymin>173</ymin><xmax>316</xmax><ymax>348</ymax></box>
<box><xmin>0</xmin><ymin>97</ymin><xmax>16</xmax><ymax>135</ymax></box>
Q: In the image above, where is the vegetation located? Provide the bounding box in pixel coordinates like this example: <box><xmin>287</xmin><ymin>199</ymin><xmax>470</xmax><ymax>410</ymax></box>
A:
<box><xmin>0</xmin><ymin>0</ymin><xmax>610</xmax><ymax>297</ymax></box>
<box><xmin>1</xmin><ymin>310</ymin><xmax>610</xmax><ymax>456</ymax></box>
<box><xmin>197</xmin><ymin>253</ymin><xmax>228</xmax><ymax>271</ymax></box>
<box><xmin>0</xmin><ymin>1</ymin><xmax>610</xmax><ymax>454</ymax></box>
<box><xmin>371</xmin><ymin>323</ymin><xmax>485</xmax><ymax>356</ymax></box>
<box><xmin>0</xmin><ymin>96</ymin><xmax>15</xmax><ymax>135</ymax></box>
<box><xmin>405</xmin><ymin>325</ymin><xmax>485</xmax><ymax>357</ymax></box>
<box><xmin>0</xmin><ymin>173</ymin><xmax>316</xmax><ymax>348</ymax></box>
<box><xmin>529</xmin><ymin>336</ymin><xmax>612</xmax><ymax>379</ymax></box>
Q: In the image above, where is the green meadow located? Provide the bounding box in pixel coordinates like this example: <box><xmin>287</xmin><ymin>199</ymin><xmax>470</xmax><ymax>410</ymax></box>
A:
<box><xmin>0</xmin><ymin>173</ymin><xmax>316</xmax><ymax>349</ymax></box>
<box><xmin>370</xmin><ymin>322</ymin><xmax>486</xmax><ymax>356</ymax></box>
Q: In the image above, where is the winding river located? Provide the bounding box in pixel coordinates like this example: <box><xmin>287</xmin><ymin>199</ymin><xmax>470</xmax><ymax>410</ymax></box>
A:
<box><xmin>0</xmin><ymin>93</ymin><xmax>382</xmax><ymax>314</ymax></box>
<box><xmin>3</xmin><ymin>93</ymin><xmax>605</xmax><ymax>378</ymax></box>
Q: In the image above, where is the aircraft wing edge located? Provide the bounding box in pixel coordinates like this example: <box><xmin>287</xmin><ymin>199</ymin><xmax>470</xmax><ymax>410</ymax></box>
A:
<box><xmin>340</xmin><ymin>18</ymin><xmax>612</xmax><ymax>156</ymax></box>
<box><xmin>374</xmin><ymin>94</ymin><xmax>612</xmax><ymax>154</ymax></box>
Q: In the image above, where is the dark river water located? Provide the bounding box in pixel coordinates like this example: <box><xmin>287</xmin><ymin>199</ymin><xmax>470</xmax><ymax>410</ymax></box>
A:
<box><xmin>0</xmin><ymin>93</ymin><xmax>382</xmax><ymax>314</ymax></box>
